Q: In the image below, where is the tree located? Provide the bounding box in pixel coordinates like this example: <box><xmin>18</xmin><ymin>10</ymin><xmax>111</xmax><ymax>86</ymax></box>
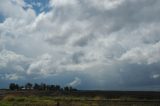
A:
<box><xmin>9</xmin><ymin>82</ymin><xmax>78</xmax><ymax>91</ymax></box>
<box><xmin>25</xmin><ymin>83</ymin><xmax>32</xmax><ymax>90</ymax></box>
<box><xmin>9</xmin><ymin>83</ymin><xmax>16</xmax><ymax>90</ymax></box>
<box><xmin>9</xmin><ymin>83</ymin><xmax>19</xmax><ymax>90</ymax></box>
<box><xmin>33</xmin><ymin>83</ymin><xmax>40</xmax><ymax>90</ymax></box>
<box><xmin>15</xmin><ymin>84</ymin><xmax>19</xmax><ymax>90</ymax></box>
<box><xmin>63</xmin><ymin>86</ymin><xmax>77</xmax><ymax>92</ymax></box>
<box><xmin>64</xmin><ymin>86</ymin><xmax>69</xmax><ymax>92</ymax></box>
<box><xmin>40</xmin><ymin>83</ymin><xmax>46</xmax><ymax>90</ymax></box>
<box><xmin>55</xmin><ymin>85</ymin><xmax>60</xmax><ymax>91</ymax></box>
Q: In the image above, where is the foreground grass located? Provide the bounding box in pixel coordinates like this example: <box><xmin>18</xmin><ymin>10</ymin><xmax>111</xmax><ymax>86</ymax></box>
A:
<box><xmin>0</xmin><ymin>95</ymin><xmax>160</xmax><ymax>106</ymax></box>
<box><xmin>0</xmin><ymin>95</ymin><xmax>94</xmax><ymax>106</ymax></box>
<box><xmin>0</xmin><ymin>95</ymin><xmax>55</xmax><ymax>106</ymax></box>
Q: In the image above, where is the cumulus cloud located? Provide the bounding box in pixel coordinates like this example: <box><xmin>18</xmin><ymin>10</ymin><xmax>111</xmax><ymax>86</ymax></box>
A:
<box><xmin>0</xmin><ymin>0</ymin><xmax>35</xmax><ymax>20</ymax></box>
<box><xmin>0</xmin><ymin>49</ymin><xmax>29</xmax><ymax>68</ymax></box>
<box><xmin>120</xmin><ymin>42</ymin><xmax>160</xmax><ymax>64</ymax></box>
<box><xmin>0</xmin><ymin>49</ymin><xmax>30</xmax><ymax>82</ymax></box>
<box><xmin>0</xmin><ymin>0</ymin><xmax>160</xmax><ymax>90</ymax></box>
<box><xmin>27</xmin><ymin>53</ymin><xmax>61</xmax><ymax>77</ymax></box>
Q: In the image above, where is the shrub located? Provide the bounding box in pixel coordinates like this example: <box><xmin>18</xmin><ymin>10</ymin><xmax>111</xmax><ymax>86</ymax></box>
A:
<box><xmin>3</xmin><ymin>95</ymin><xmax>15</xmax><ymax>102</ymax></box>
<box><xmin>16</xmin><ymin>97</ymin><xmax>26</xmax><ymax>102</ymax></box>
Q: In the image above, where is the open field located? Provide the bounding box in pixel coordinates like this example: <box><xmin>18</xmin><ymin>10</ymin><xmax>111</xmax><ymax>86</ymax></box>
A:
<box><xmin>0</xmin><ymin>90</ymin><xmax>160</xmax><ymax>106</ymax></box>
<box><xmin>0</xmin><ymin>96</ymin><xmax>160</xmax><ymax>106</ymax></box>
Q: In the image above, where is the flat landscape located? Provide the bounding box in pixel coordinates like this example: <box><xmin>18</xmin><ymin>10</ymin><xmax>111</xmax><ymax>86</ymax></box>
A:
<box><xmin>0</xmin><ymin>90</ymin><xmax>160</xmax><ymax>106</ymax></box>
<box><xmin>1</xmin><ymin>0</ymin><xmax>160</xmax><ymax>106</ymax></box>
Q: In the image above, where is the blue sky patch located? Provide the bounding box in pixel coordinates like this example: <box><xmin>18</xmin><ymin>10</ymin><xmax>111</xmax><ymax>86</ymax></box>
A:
<box><xmin>0</xmin><ymin>13</ymin><xmax>5</xmax><ymax>23</ymax></box>
<box><xmin>24</xmin><ymin>0</ymin><xmax>52</xmax><ymax>15</ymax></box>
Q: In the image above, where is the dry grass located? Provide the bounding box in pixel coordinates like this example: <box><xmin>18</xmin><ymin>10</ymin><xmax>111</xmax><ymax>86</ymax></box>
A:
<box><xmin>0</xmin><ymin>95</ymin><xmax>160</xmax><ymax>106</ymax></box>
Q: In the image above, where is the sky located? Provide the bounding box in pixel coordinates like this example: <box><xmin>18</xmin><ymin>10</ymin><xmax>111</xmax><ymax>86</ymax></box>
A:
<box><xmin>0</xmin><ymin>0</ymin><xmax>160</xmax><ymax>90</ymax></box>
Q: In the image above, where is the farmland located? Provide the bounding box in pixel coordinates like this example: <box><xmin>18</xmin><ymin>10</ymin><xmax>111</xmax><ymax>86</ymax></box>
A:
<box><xmin>0</xmin><ymin>90</ymin><xmax>160</xmax><ymax>106</ymax></box>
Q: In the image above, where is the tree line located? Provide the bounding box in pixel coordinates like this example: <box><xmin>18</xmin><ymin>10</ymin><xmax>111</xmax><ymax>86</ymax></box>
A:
<box><xmin>9</xmin><ymin>83</ymin><xmax>77</xmax><ymax>92</ymax></box>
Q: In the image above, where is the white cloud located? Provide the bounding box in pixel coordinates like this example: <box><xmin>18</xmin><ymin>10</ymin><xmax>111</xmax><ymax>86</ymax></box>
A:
<box><xmin>50</xmin><ymin>0</ymin><xmax>79</xmax><ymax>7</ymax></box>
<box><xmin>0</xmin><ymin>49</ymin><xmax>29</xmax><ymax>68</ymax></box>
<box><xmin>0</xmin><ymin>0</ymin><xmax>35</xmax><ymax>19</ymax></box>
<box><xmin>87</xmin><ymin>0</ymin><xmax>125</xmax><ymax>10</ymax></box>
<box><xmin>68</xmin><ymin>77</ymin><xmax>81</xmax><ymax>87</ymax></box>
<box><xmin>3</xmin><ymin>73</ymin><xmax>23</xmax><ymax>80</ymax></box>
<box><xmin>0</xmin><ymin>49</ymin><xmax>30</xmax><ymax>81</ymax></box>
<box><xmin>0</xmin><ymin>0</ymin><xmax>160</xmax><ymax>89</ymax></box>
<box><xmin>27</xmin><ymin>53</ymin><xmax>63</xmax><ymax>77</ymax></box>
<box><xmin>152</xmin><ymin>74</ymin><xmax>160</xmax><ymax>79</ymax></box>
<box><xmin>119</xmin><ymin>42</ymin><xmax>160</xmax><ymax>64</ymax></box>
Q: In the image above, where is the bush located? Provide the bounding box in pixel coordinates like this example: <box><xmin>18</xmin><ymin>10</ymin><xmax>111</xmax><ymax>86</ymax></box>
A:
<box><xmin>16</xmin><ymin>97</ymin><xmax>26</xmax><ymax>102</ymax></box>
<box><xmin>3</xmin><ymin>95</ymin><xmax>15</xmax><ymax>102</ymax></box>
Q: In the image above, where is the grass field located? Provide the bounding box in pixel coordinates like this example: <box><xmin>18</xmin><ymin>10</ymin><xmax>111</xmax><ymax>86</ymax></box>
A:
<box><xmin>0</xmin><ymin>90</ymin><xmax>160</xmax><ymax>106</ymax></box>
<box><xmin>1</xmin><ymin>95</ymin><xmax>160</xmax><ymax>106</ymax></box>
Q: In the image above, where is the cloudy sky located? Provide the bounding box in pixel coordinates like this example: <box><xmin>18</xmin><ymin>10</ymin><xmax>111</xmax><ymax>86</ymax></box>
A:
<box><xmin>0</xmin><ymin>0</ymin><xmax>160</xmax><ymax>90</ymax></box>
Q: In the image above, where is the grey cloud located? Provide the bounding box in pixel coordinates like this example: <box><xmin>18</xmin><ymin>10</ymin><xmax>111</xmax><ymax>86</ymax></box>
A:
<box><xmin>0</xmin><ymin>49</ymin><xmax>29</xmax><ymax>68</ymax></box>
<box><xmin>0</xmin><ymin>49</ymin><xmax>30</xmax><ymax>82</ymax></box>
<box><xmin>120</xmin><ymin>42</ymin><xmax>160</xmax><ymax>64</ymax></box>
<box><xmin>118</xmin><ymin>62</ymin><xmax>160</xmax><ymax>88</ymax></box>
<box><xmin>71</xmin><ymin>51</ymin><xmax>84</xmax><ymax>64</ymax></box>
<box><xmin>27</xmin><ymin>53</ymin><xmax>59</xmax><ymax>76</ymax></box>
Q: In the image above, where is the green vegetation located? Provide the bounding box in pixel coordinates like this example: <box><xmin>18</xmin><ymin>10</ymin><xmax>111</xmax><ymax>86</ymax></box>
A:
<box><xmin>0</xmin><ymin>95</ymin><xmax>94</xmax><ymax>106</ymax></box>
<box><xmin>9</xmin><ymin>82</ymin><xmax>77</xmax><ymax>92</ymax></box>
<box><xmin>0</xmin><ymin>83</ymin><xmax>159</xmax><ymax>106</ymax></box>
<box><xmin>0</xmin><ymin>95</ymin><xmax>160</xmax><ymax>106</ymax></box>
<box><xmin>1</xmin><ymin>95</ymin><xmax>55</xmax><ymax>106</ymax></box>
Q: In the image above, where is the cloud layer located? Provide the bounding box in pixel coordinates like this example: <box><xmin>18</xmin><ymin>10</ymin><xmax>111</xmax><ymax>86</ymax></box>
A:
<box><xmin>0</xmin><ymin>0</ymin><xmax>160</xmax><ymax>90</ymax></box>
